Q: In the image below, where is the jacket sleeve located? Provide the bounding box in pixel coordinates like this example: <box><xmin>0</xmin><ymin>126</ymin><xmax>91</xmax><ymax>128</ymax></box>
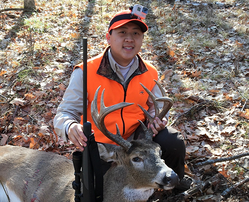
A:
<box><xmin>53</xmin><ymin>68</ymin><xmax>84</xmax><ymax>142</ymax></box>
<box><xmin>147</xmin><ymin>82</ymin><xmax>170</xmax><ymax>120</ymax></box>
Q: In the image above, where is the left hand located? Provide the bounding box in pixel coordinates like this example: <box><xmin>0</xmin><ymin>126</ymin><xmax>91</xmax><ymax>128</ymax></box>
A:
<box><xmin>148</xmin><ymin>117</ymin><xmax>168</xmax><ymax>137</ymax></box>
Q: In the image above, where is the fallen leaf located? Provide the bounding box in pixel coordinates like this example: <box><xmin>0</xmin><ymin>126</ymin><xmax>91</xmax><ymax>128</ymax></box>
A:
<box><xmin>191</xmin><ymin>70</ymin><xmax>202</xmax><ymax>78</ymax></box>
<box><xmin>186</xmin><ymin>145</ymin><xmax>199</xmax><ymax>154</ymax></box>
<box><xmin>217</xmin><ymin>39</ymin><xmax>223</xmax><ymax>44</ymax></box>
<box><xmin>13</xmin><ymin>117</ymin><xmax>28</xmax><ymax>125</ymax></box>
<box><xmin>238</xmin><ymin>109</ymin><xmax>249</xmax><ymax>120</ymax></box>
<box><xmin>71</xmin><ymin>33</ymin><xmax>80</xmax><ymax>38</ymax></box>
<box><xmin>0</xmin><ymin>70</ymin><xmax>7</xmax><ymax>76</ymax></box>
<box><xmin>167</xmin><ymin>47</ymin><xmax>175</xmax><ymax>57</ymax></box>
<box><xmin>59</xmin><ymin>83</ymin><xmax>66</xmax><ymax>91</ymax></box>
<box><xmin>160</xmin><ymin>69</ymin><xmax>173</xmax><ymax>82</ymax></box>
<box><xmin>29</xmin><ymin>137</ymin><xmax>39</xmax><ymax>149</ymax></box>
<box><xmin>219</xmin><ymin>164</ymin><xmax>229</xmax><ymax>178</ymax></box>
<box><xmin>209</xmin><ymin>89</ymin><xmax>220</xmax><ymax>93</ymax></box>
<box><xmin>24</xmin><ymin>93</ymin><xmax>36</xmax><ymax>100</ymax></box>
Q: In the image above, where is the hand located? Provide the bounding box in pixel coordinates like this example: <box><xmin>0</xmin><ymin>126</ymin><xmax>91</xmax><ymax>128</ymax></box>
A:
<box><xmin>148</xmin><ymin>117</ymin><xmax>167</xmax><ymax>137</ymax></box>
<box><xmin>68</xmin><ymin>123</ymin><xmax>87</xmax><ymax>151</ymax></box>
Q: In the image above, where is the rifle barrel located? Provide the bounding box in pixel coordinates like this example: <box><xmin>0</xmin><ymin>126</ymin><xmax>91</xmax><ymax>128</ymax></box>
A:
<box><xmin>83</xmin><ymin>37</ymin><xmax>87</xmax><ymax>124</ymax></box>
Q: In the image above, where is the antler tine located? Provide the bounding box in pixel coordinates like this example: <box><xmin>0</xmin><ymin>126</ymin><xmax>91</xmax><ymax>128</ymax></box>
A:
<box><xmin>138</xmin><ymin>80</ymin><xmax>173</xmax><ymax>122</ymax></box>
<box><xmin>138</xmin><ymin>80</ymin><xmax>173</xmax><ymax>140</ymax></box>
<box><xmin>91</xmin><ymin>86</ymin><xmax>133</xmax><ymax>151</ymax></box>
<box><xmin>138</xmin><ymin>120</ymin><xmax>153</xmax><ymax>140</ymax></box>
<box><xmin>154</xmin><ymin>79</ymin><xmax>173</xmax><ymax>120</ymax></box>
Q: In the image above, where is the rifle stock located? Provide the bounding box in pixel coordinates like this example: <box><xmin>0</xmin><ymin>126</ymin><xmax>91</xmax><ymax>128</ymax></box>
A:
<box><xmin>82</xmin><ymin>122</ymin><xmax>95</xmax><ymax>202</ymax></box>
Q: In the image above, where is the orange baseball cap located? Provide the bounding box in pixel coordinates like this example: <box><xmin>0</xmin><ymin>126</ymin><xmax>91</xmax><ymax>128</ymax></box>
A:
<box><xmin>108</xmin><ymin>9</ymin><xmax>148</xmax><ymax>33</ymax></box>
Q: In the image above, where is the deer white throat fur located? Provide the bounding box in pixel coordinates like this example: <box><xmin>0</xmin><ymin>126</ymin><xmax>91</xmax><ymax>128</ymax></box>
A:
<box><xmin>0</xmin><ymin>81</ymin><xmax>178</xmax><ymax>202</ymax></box>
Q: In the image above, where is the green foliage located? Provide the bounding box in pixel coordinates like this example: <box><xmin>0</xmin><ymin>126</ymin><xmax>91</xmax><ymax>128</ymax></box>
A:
<box><xmin>17</xmin><ymin>68</ymin><xmax>36</xmax><ymax>81</ymax></box>
<box><xmin>24</xmin><ymin>14</ymin><xmax>46</xmax><ymax>33</ymax></box>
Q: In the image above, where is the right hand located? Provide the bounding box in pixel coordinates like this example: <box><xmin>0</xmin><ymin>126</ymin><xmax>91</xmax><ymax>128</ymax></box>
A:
<box><xmin>68</xmin><ymin>123</ymin><xmax>87</xmax><ymax>151</ymax></box>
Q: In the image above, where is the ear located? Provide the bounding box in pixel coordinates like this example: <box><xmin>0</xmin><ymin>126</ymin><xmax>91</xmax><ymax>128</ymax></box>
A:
<box><xmin>97</xmin><ymin>143</ymin><xmax>120</xmax><ymax>162</ymax></box>
<box><xmin>106</xmin><ymin>32</ymin><xmax>110</xmax><ymax>44</ymax></box>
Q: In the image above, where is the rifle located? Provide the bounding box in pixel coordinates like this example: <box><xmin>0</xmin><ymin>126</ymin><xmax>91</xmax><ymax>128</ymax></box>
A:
<box><xmin>72</xmin><ymin>37</ymin><xmax>103</xmax><ymax>202</ymax></box>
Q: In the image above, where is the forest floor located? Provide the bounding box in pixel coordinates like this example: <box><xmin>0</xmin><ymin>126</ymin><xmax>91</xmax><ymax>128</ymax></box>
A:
<box><xmin>0</xmin><ymin>0</ymin><xmax>248</xmax><ymax>201</ymax></box>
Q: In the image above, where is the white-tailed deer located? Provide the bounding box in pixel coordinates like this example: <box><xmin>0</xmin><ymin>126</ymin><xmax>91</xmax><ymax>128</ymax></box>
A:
<box><xmin>0</xmin><ymin>81</ymin><xmax>178</xmax><ymax>202</ymax></box>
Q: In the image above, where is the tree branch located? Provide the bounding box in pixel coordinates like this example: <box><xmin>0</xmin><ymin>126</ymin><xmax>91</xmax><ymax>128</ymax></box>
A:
<box><xmin>165</xmin><ymin>173</ymin><xmax>223</xmax><ymax>201</ymax></box>
<box><xmin>0</xmin><ymin>8</ymin><xmax>34</xmax><ymax>13</ymax></box>
<box><xmin>170</xmin><ymin>100</ymin><xmax>221</xmax><ymax>126</ymax></box>
<box><xmin>221</xmin><ymin>177</ymin><xmax>249</xmax><ymax>198</ymax></box>
<box><xmin>196</xmin><ymin>152</ymin><xmax>249</xmax><ymax>166</ymax></box>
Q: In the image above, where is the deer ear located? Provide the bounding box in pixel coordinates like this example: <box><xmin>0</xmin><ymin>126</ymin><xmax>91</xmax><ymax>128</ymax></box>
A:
<box><xmin>97</xmin><ymin>143</ymin><xmax>120</xmax><ymax>162</ymax></box>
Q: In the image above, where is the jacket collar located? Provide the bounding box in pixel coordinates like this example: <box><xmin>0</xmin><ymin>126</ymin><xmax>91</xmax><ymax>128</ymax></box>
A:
<box><xmin>97</xmin><ymin>46</ymin><xmax>148</xmax><ymax>82</ymax></box>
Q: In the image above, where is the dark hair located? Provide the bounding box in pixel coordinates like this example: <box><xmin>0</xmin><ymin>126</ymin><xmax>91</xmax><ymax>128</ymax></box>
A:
<box><xmin>109</xmin><ymin>30</ymin><xmax>113</xmax><ymax>35</ymax></box>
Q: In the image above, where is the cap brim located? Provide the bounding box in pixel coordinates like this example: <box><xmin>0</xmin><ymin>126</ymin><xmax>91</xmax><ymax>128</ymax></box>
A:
<box><xmin>108</xmin><ymin>19</ymin><xmax>148</xmax><ymax>33</ymax></box>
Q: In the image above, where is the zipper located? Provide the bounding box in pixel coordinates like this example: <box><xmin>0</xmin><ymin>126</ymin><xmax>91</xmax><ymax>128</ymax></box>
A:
<box><xmin>120</xmin><ymin>73</ymin><xmax>141</xmax><ymax>136</ymax></box>
<box><xmin>121</xmin><ymin>85</ymin><xmax>127</xmax><ymax>136</ymax></box>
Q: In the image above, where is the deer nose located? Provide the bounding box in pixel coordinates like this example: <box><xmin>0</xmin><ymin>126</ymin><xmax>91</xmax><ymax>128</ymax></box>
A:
<box><xmin>163</xmin><ymin>171</ymin><xmax>179</xmax><ymax>186</ymax></box>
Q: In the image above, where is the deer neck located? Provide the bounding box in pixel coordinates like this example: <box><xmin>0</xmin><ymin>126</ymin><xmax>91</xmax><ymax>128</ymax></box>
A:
<box><xmin>123</xmin><ymin>186</ymin><xmax>155</xmax><ymax>202</ymax></box>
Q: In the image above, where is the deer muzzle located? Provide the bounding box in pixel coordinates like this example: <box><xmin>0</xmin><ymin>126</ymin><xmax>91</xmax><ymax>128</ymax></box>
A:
<box><xmin>162</xmin><ymin>171</ymin><xmax>179</xmax><ymax>190</ymax></box>
<box><xmin>154</xmin><ymin>168</ymin><xmax>179</xmax><ymax>190</ymax></box>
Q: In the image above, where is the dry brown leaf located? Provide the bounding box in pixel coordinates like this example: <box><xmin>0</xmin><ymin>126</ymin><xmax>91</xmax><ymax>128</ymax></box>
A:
<box><xmin>225</xmin><ymin>94</ymin><xmax>234</xmax><ymax>101</ymax></box>
<box><xmin>238</xmin><ymin>109</ymin><xmax>249</xmax><ymax>120</ymax></box>
<box><xmin>191</xmin><ymin>70</ymin><xmax>202</xmax><ymax>78</ymax></box>
<box><xmin>174</xmin><ymin>93</ymin><xmax>184</xmax><ymax>99</ymax></box>
<box><xmin>186</xmin><ymin>145</ymin><xmax>199</xmax><ymax>154</ymax></box>
<box><xmin>217</xmin><ymin>39</ymin><xmax>223</xmax><ymax>44</ymax></box>
<box><xmin>24</xmin><ymin>93</ymin><xmax>36</xmax><ymax>100</ymax></box>
<box><xmin>34</xmin><ymin>91</ymin><xmax>45</xmax><ymax>99</ymax></box>
<box><xmin>219</xmin><ymin>164</ymin><xmax>229</xmax><ymax>178</ymax></box>
<box><xmin>209</xmin><ymin>89</ymin><xmax>220</xmax><ymax>93</ymax></box>
<box><xmin>235</xmin><ymin>40</ymin><xmax>243</xmax><ymax>47</ymax></box>
<box><xmin>71</xmin><ymin>33</ymin><xmax>80</xmax><ymax>38</ymax></box>
<box><xmin>167</xmin><ymin>47</ymin><xmax>175</xmax><ymax>57</ymax></box>
<box><xmin>160</xmin><ymin>69</ymin><xmax>173</xmax><ymax>82</ymax></box>
<box><xmin>59</xmin><ymin>83</ymin><xmax>66</xmax><ymax>91</ymax></box>
<box><xmin>32</xmin><ymin>67</ymin><xmax>41</xmax><ymax>70</ymax></box>
<box><xmin>0</xmin><ymin>70</ymin><xmax>7</xmax><ymax>76</ymax></box>
<box><xmin>29</xmin><ymin>137</ymin><xmax>39</xmax><ymax>149</ymax></box>
<box><xmin>43</xmin><ymin>111</ymin><xmax>53</xmax><ymax>121</ymax></box>
<box><xmin>186</xmin><ymin>134</ymin><xmax>199</xmax><ymax>141</ymax></box>
<box><xmin>13</xmin><ymin>117</ymin><xmax>28</xmax><ymax>125</ymax></box>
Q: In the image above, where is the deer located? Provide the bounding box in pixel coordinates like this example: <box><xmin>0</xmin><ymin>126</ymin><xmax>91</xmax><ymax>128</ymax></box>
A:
<box><xmin>0</xmin><ymin>81</ymin><xmax>178</xmax><ymax>202</ymax></box>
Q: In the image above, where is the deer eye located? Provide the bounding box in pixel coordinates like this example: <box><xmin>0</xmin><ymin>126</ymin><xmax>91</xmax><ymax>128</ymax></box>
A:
<box><xmin>132</xmin><ymin>157</ymin><xmax>142</xmax><ymax>162</ymax></box>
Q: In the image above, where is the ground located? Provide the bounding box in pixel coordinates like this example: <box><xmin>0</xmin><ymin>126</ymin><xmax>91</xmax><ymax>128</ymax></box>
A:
<box><xmin>0</xmin><ymin>0</ymin><xmax>248</xmax><ymax>201</ymax></box>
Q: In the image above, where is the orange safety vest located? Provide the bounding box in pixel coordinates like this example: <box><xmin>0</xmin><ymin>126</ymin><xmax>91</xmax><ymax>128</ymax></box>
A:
<box><xmin>75</xmin><ymin>48</ymin><xmax>158</xmax><ymax>144</ymax></box>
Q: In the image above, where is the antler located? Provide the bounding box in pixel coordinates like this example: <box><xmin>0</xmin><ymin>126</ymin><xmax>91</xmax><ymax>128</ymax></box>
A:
<box><xmin>138</xmin><ymin>80</ymin><xmax>173</xmax><ymax>140</ymax></box>
<box><xmin>91</xmin><ymin>86</ymin><xmax>133</xmax><ymax>151</ymax></box>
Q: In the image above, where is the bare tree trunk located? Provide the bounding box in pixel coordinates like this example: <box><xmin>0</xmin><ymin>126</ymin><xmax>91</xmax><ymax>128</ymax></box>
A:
<box><xmin>0</xmin><ymin>0</ymin><xmax>36</xmax><ymax>13</ymax></box>
<box><xmin>24</xmin><ymin>0</ymin><xmax>36</xmax><ymax>11</ymax></box>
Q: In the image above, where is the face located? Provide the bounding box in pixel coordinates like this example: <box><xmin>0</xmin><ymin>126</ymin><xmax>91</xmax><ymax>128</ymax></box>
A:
<box><xmin>106</xmin><ymin>22</ymin><xmax>144</xmax><ymax>67</ymax></box>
